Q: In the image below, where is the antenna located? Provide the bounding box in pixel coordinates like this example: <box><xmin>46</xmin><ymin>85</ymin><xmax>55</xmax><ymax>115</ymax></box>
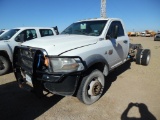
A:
<box><xmin>101</xmin><ymin>0</ymin><xmax>106</xmax><ymax>18</ymax></box>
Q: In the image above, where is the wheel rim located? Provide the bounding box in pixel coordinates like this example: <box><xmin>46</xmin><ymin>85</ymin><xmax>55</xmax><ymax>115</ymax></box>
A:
<box><xmin>88</xmin><ymin>77</ymin><xmax>103</xmax><ymax>97</ymax></box>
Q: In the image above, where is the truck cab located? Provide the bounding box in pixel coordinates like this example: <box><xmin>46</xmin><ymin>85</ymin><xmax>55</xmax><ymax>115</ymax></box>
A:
<box><xmin>13</xmin><ymin>18</ymin><xmax>150</xmax><ymax>105</ymax></box>
<box><xmin>0</xmin><ymin>27</ymin><xmax>58</xmax><ymax>75</ymax></box>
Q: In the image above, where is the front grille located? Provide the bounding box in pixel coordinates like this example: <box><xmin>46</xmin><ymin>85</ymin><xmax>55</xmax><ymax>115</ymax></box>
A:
<box><xmin>21</xmin><ymin>58</ymin><xmax>33</xmax><ymax>68</ymax></box>
<box><xmin>20</xmin><ymin>49</ymin><xmax>35</xmax><ymax>59</ymax></box>
<box><xmin>18</xmin><ymin>47</ymin><xmax>36</xmax><ymax>74</ymax></box>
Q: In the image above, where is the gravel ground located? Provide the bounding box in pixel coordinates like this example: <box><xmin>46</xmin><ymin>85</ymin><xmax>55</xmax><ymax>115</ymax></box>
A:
<box><xmin>0</xmin><ymin>37</ymin><xmax>160</xmax><ymax>120</ymax></box>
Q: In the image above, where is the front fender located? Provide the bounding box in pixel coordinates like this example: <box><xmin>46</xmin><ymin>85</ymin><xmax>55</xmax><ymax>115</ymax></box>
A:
<box><xmin>85</xmin><ymin>54</ymin><xmax>108</xmax><ymax>67</ymax></box>
<box><xmin>84</xmin><ymin>54</ymin><xmax>109</xmax><ymax>76</ymax></box>
<box><xmin>0</xmin><ymin>42</ymin><xmax>12</xmax><ymax>62</ymax></box>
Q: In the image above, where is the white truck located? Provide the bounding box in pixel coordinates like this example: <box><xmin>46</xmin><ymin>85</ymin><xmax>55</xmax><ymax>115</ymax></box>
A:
<box><xmin>13</xmin><ymin>18</ymin><xmax>151</xmax><ymax>105</ymax></box>
<box><xmin>0</xmin><ymin>27</ymin><xmax>58</xmax><ymax>75</ymax></box>
<box><xmin>141</xmin><ymin>32</ymin><xmax>151</xmax><ymax>37</ymax></box>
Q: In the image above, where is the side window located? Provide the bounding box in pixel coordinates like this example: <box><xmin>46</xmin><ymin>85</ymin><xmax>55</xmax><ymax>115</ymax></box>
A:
<box><xmin>106</xmin><ymin>22</ymin><xmax>116</xmax><ymax>38</ymax></box>
<box><xmin>15</xmin><ymin>29</ymin><xmax>37</xmax><ymax>42</ymax></box>
<box><xmin>116</xmin><ymin>21</ymin><xmax>124</xmax><ymax>37</ymax></box>
<box><xmin>106</xmin><ymin>21</ymin><xmax>124</xmax><ymax>39</ymax></box>
<box><xmin>39</xmin><ymin>29</ymin><xmax>54</xmax><ymax>37</ymax></box>
<box><xmin>28</xmin><ymin>29</ymin><xmax>37</xmax><ymax>40</ymax></box>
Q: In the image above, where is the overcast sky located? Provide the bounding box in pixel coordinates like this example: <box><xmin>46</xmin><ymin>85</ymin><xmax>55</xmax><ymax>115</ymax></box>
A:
<box><xmin>0</xmin><ymin>0</ymin><xmax>159</xmax><ymax>32</ymax></box>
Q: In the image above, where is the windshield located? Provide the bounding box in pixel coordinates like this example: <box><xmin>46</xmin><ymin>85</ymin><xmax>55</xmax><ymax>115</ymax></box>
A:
<box><xmin>61</xmin><ymin>20</ymin><xmax>107</xmax><ymax>36</ymax></box>
<box><xmin>0</xmin><ymin>29</ymin><xmax>20</xmax><ymax>40</ymax></box>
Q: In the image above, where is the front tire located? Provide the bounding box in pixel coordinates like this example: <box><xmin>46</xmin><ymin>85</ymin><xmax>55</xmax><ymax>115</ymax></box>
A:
<box><xmin>0</xmin><ymin>56</ymin><xmax>10</xmax><ymax>75</ymax></box>
<box><xmin>77</xmin><ymin>69</ymin><xmax>105</xmax><ymax>105</ymax></box>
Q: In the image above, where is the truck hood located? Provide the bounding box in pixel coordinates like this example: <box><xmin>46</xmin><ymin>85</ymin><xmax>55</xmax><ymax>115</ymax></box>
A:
<box><xmin>22</xmin><ymin>35</ymin><xmax>99</xmax><ymax>55</ymax></box>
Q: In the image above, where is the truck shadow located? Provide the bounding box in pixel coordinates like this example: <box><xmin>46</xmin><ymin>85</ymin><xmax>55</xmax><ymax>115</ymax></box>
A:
<box><xmin>103</xmin><ymin>60</ymin><xmax>131</xmax><ymax>95</ymax></box>
<box><xmin>0</xmin><ymin>81</ymin><xmax>63</xmax><ymax>120</ymax></box>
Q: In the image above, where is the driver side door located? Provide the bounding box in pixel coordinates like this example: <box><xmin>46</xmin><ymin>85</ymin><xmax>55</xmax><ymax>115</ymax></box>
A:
<box><xmin>105</xmin><ymin>21</ymin><xmax>129</xmax><ymax>69</ymax></box>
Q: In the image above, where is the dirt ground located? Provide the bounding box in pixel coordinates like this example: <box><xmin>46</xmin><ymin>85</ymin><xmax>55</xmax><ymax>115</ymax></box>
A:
<box><xmin>0</xmin><ymin>37</ymin><xmax>160</xmax><ymax>120</ymax></box>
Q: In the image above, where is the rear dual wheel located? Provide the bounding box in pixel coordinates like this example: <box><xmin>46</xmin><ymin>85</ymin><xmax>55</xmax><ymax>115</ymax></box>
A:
<box><xmin>77</xmin><ymin>69</ymin><xmax>105</xmax><ymax>105</ymax></box>
<box><xmin>136</xmin><ymin>49</ymin><xmax>143</xmax><ymax>64</ymax></box>
<box><xmin>136</xmin><ymin>49</ymin><xmax>151</xmax><ymax>66</ymax></box>
<box><xmin>141</xmin><ymin>49</ymin><xmax>151</xmax><ymax>65</ymax></box>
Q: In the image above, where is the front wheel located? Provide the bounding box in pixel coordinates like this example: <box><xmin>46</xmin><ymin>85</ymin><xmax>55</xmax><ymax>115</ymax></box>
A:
<box><xmin>0</xmin><ymin>56</ymin><xmax>11</xmax><ymax>75</ymax></box>
<box><xmin>77</xmin><ymin>69</ymin><xmax>105</xmax><ymax>105</ymax></box>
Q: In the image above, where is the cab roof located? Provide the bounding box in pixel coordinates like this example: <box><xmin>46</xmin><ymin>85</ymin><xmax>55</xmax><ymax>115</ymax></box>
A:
<box><xmin>12</xmin><ymin>27</ymin><xmax>54</xmax><ymax>29</ymax></box>
<box><xmin>77</xmin><ymin>18</ymin><xmax>121</xmax><ymax>22</ymax></box>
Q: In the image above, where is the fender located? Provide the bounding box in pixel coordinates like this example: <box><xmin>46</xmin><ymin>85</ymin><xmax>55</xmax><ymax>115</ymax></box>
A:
<box><xmin>84</xmin><ymin>54</ymin><xmax>109</xmax><ymax>76</ymax></box>
<box><xmin>0</xmin><ymin>42</ymin><xmax>12</xmax><ymax>62</ymax></box>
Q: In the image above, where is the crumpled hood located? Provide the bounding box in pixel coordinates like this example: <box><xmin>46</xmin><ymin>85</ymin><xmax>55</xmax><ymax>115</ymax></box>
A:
<box><xmin>22</xmin><ymin>35</ymin><xmax>99</xmax><ymax>55</ymax></box>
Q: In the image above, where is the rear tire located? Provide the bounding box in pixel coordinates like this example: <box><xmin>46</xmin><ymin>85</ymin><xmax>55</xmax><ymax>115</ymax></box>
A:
<box><xmin>136</xmin><ymin>49</ymin><xmax>143</xmax><ymax>64</ymax></box>
<box><xmin>0</xmin><ymin>56</ymin><xmax>10</xmax><ymax>75</ymax></box>
<box><xmin>77</xmin><ymin>69</ymin><xmax>105</xmax><ymax>105</ymax></box>
<box><xmin>141</xmin><ymin>49</ymin><xmax>151</xmax><ymax>66</ymax></box>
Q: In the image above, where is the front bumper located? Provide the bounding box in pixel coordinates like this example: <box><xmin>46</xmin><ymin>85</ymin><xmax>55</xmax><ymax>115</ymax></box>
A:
<box><xmin>34</xmin><ymin>69</ymin><xmax>83</xmax><ymax>96</ymax></box>
<box><xmin>42</xmin><ymin>73</ymin><xmax>81</xmax><ymax>96</ymax></box>
<box><xmin>13</xmin><ymin>46</ymin><xmax>86</xmax><ymax>96</ymax></box>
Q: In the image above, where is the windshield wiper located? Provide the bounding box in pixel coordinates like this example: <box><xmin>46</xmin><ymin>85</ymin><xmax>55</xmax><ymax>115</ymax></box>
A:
<box><xmin>61</xmin><ymin>31</ymin><xmax>70</xmax><ymax>34</ymax></box>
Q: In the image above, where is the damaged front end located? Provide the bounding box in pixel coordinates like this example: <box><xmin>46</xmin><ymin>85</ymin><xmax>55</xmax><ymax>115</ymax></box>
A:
<box><xmin>13</xmin><ymin>46</ymin><xmax>86</xmax><ymax>96</ymax></box>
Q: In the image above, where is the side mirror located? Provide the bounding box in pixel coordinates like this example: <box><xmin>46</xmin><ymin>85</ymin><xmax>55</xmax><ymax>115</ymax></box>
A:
<box><xmin>15</xmin><ymin>34</ymin><xmax>24</xmax><ymax>42</ymax></box>
<box><xmin>15</xmin><ymin>36</ymin><xmax>21</xmax><ymax>42</ymax></box>
<box><xmin>106</xmin><ymin>35</ymin><xmax>111</xmax><ymax>40</ymax></box>
<box><xmin>53</xmin><ymin>26</ymin><xmax>59</xmax><ymax>35</ymax></box>
<box><xmin>113</xmin><ymin>25</ymin><xmax>118</xmax><ymax>39</ymax></box>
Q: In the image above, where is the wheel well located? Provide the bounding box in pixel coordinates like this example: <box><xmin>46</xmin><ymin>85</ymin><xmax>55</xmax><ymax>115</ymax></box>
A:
<box><xmin>0</xmin><ymin>51</ymin><xmax>10</xmax><ymax>61</ymax></box>
<box><xmin>85</xmin><ymin>62</ymin><xmax>105</xmax><ymax>75</ymax></box>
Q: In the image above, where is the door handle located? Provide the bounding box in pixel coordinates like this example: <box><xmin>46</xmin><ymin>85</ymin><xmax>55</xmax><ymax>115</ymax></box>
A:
<box><xmin>123</xmin><ymin>40</ymin><xmax>128</xmax><ymax>44</ymax></box>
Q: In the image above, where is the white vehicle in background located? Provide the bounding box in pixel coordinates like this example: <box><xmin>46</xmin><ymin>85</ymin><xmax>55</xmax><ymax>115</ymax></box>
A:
<box><xmin>141</xmin><ymin>32</ymin><xmax>151</xmax><ymax>37</ymax></box>
<box><xmin>0</xmin><ymin>27</ymin><xmax>58</xmax><ymax>75</ymax></box>
<box><xmin>154</xmin><ymin>32</ymin><xmax>160</xmax><ymax>41</ymax></box>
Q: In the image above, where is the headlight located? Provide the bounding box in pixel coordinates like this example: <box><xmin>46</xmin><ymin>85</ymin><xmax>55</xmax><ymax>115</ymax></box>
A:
<box><xmin>49</xmin><ymin>58</ymin><xmax>84</xmax><ymax>72</ymax></box>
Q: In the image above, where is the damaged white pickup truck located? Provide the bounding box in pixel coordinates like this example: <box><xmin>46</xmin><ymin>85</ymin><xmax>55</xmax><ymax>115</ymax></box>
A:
<box><xmin>13</xmin><ymin>18</ymin><xmax>151</xmax><ymax>105</ymax></box>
